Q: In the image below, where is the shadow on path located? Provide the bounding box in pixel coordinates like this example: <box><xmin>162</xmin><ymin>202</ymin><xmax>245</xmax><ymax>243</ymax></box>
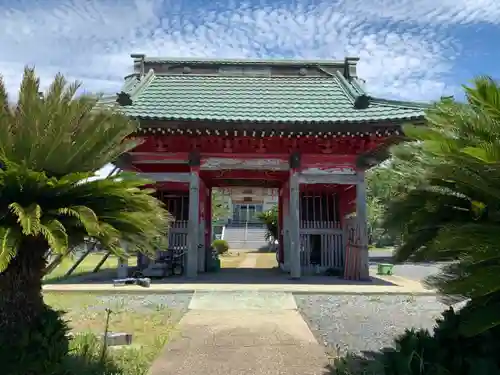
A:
<box><xmin>55</xmin><ymin>266</ymin><xmax>397</xmax><ymax>286</ymax></box>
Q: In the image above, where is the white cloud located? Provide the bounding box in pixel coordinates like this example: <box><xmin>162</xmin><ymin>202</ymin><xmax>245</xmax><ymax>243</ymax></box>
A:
<box><xmin>333</xmin><ymin>0</ymin><xmax>500</xmax><ymax>26</ymax></box>
<box><xmin>0</xmin><ymin>0</ymin><xmax>498</xmax><ymax>101</ymax></box>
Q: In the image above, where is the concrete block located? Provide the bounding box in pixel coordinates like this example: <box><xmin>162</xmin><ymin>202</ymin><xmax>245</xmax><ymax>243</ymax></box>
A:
<box><xmin>66</xmin><ymin>332</ymin><xmax>133</xmax><ymax>346</ymax></box>
<box><xmin>103</xmin><ymin>332</ymin><xmax>133</xmax><ymax>346</ymax></box>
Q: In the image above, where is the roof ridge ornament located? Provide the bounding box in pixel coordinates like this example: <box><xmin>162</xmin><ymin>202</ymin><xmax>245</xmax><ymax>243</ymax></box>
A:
<box><xmin>353</xmin><ymin>94</ymin><xmax>370</xmax><ymax>109</ymax></box>
<box><xmin>344</xmin><ymin>57</ymin><xmax>360</xmax><ymax>79</ymax></box>
<box><xmin>131</xmin><ymin>53</ymin><xmax>146</xmax><ymax>77</ymax></box>
<box><xmin>116</xmin><ymin>91</ymin><xmax>133</xmax><ymax>106</ymax></box>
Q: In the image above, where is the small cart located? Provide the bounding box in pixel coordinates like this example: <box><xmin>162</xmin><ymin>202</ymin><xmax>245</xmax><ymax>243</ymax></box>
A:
<box><xmin>134</xmin><ymin>249</ymin><xmax>186</xmax><ymax>278</ymax></box>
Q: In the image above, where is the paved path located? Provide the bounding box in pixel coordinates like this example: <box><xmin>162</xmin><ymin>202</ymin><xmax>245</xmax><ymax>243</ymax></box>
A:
<box><xmin>149</xmin><ymin>291</ymin><xmax>330</xmax><ymax>375</ymax></box>
<box><xmin>44</xmin><ymin>267</ymin><xmax>435</xmax><ymax>295</ymax></box>
<box><xmin>237</xmin><ymin>253</ymin><xmax>258</xmax><ymax>268</ymax></box>
<box><xmin>369</xmin><ymin>249</ymin><xmax>447</xmax><ymax>282</ymax></box>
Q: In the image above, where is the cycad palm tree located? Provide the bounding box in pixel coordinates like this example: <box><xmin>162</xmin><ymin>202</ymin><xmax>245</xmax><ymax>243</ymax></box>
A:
<box><xmin>0</xmin><ymin>68</ymin><xmax>171</xmax><ymax>373</ymax></box>
<box><xmin>383</xmin><ymin>77</ymin><xmax>500</xmax><ymax>337</ymax></box>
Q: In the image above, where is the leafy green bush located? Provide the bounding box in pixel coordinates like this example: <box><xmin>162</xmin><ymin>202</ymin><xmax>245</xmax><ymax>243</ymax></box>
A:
<box><xmin>333</xmin><ymin>305</ymin><xmax>500</xmax><ymax>375</ymax></box>
<box><xmin>212</xmin><ymin>239</ymin><xmax>229</xmax><ymax>255</ymax></box>
<box><xmin>332</xmin><ymin>351</ymin><xmax>385</xmax><ymax>375</ymax></box>
<box><xmin>65</xmin><ymin>332</ymin><xmax>153</xmax><ymax>375</ymax></box>
<box><xmin>64</xmin><ymin>333</ymin><xmax>123</xmax><ymax>375</ymax></box>
<box><xmin>257</xmin><ymin>206</ymin><xmax>278</xmax><ymax>242</ymax></box>
<box><xmin>0</xmin><ymin>304</ymin><xmax>70</xmax><ymax>375</ymax></box>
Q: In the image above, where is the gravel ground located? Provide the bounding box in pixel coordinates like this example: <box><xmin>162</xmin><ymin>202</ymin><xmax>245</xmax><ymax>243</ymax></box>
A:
<box><xmin>295</xmin><ymin>294</ymin><xmax>450</xmax><ymax>355</ymax></box>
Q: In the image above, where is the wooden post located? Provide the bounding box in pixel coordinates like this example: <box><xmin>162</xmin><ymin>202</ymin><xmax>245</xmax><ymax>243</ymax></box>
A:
<box><xmin>93</xmin><ymin>251</ymin><xmax>112</xmax><ymax>273</ymax></box>
<box><xmin>356</xmin><ymin>171</ymin><xmax>369</xmax><ymax>280</ymax></box>
<box><xmin>205</xmin><ymin>187</ymin><xmax>212</xmax><ymax>250</ymax></box>
<box><xmin>117</xmin><ymin>242</ymin><xmax>128</xmax><ymax>278</ymax></box>
<box><xmin>198</xmin><ymin>178</ymin><xmax>206</xmax><ymax>272</ymax></box>
<box><xmin>187</xmin><ymin>168</ymin><xmax>200</xmax><ymax>278</ymax></box>
<box><xmin>289</xmin><ymin>171</ymin><xmax>301</xmax><ymax>279</ymax></box>
<box><xmin>278</xmin><ymin>187</ymin><xmax>284</xmax><ymax>266</ymax></box>
<box><xmin>282</xmin><ymin>181</ymin><xmax>290</xmax><ymax>272</ymax></box>
<box><xmin>65</xmin><ymin>241</ymin><xmax>97</xmax><ymax>277</ymax></box>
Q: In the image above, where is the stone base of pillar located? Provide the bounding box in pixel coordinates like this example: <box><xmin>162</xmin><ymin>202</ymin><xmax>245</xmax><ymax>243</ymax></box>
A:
<box><xmin>282</xmin><ymin>261</ymin><xmax>290</xmax><ymax>273</ymax></box>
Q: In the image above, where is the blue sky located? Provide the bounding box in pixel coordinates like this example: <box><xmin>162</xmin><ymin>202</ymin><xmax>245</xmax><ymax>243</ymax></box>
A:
<box><xmin>1</xmin><ymin>0</ymin><xmax>500</xmax><ymax>103</ymax></box>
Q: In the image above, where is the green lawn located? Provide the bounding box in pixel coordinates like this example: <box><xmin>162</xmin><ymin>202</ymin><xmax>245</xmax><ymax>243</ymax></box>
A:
<box><xmin>219</xmin><ymin>251</ymin><xmax>245</xmax><ymax>268</ymax></box>
<box><xmin>44</xmin><ymin>292</ymin><xmax>180</xmax><ymax>375</ymax></box>
<box><xmin>44</xmin><ymin>252</ymin><xmax>137</xmax><ymax>283</ymax></box>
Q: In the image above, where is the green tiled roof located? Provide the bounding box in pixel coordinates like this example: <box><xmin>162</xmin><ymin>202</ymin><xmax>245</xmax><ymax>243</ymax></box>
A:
<box><xmin>110</xmin><ymin>66</ymin><xmax>427</xmax><ymax>124</ymax></box>
<box><xmin>141</xmin><ymin>56</ymin><xmax>351</xmax><ymax>66</ymax></box>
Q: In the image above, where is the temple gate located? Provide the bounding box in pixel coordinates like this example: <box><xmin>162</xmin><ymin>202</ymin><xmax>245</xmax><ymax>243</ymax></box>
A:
<box><xmin>105</xmin><ymin>54</ymin><xmax>426</xmax><ymax>280</ymax></box>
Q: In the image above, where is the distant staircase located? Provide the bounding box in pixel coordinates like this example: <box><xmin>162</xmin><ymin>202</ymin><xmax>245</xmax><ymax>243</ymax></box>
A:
<box><xmin>222</xmin><ymin>223</ymin><xmax>269</xmax><ymax>250</ymax></box>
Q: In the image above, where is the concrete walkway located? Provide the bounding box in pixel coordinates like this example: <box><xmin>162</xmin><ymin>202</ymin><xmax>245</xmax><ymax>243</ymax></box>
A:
<box><xmin>149</xmin><ymin>291</ymin><xmax>330</xmax><ymax>375</ymax></box>
<box><xmin>237</xmin><ymin>253</ymin><xmax>259</xmax><ymax>268</ymax></box>
<box><xmin>43</xmin><ymin>270</ymin><xmax>436</xmax><ymax>295</ymax></box>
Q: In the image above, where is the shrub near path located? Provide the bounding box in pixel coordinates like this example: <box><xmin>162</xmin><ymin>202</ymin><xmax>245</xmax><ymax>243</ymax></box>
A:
<box><xmin>45</xmin><ymin>292</ymin><xmax>191</xmax><ymax>375</ymax></box>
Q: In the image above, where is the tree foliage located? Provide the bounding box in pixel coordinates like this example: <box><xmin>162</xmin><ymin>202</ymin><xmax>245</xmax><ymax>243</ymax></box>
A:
<box><xmin>0</xmin><ymin>67</ymin><xmax>171</xmax><ymax>373</ymax></box>
<box><xmin>382</xmin><ymin>77</ymin><xmax>500</xmax><ymax>336</ymax></box>
<box><xmin>257</xmin><ymin>205</ymin><xmax>278</xmax><ymax>242</ymax></box>
<box><xmin>211</xmin><ymin>188</ymin><xmax>231</xmax><ymax>222</ymax></box>
<box><xmin>0</xmin><ymin>67</ymin><xmax>171</xmax><ymax>272</ymax></box>
<box><xmin>365</xmin><ymin>142</ymin><xmax>428</xmax><ymax>246</ymax></box>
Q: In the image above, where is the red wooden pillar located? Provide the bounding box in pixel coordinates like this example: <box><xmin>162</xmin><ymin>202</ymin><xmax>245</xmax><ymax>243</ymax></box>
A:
<box><xmin>281</xmin><ymin>179</ymin><xmax>290</xmax><ymax>271</ymax></box>
<box><xmin>205</xmin><ymin>187</ymin><xmax>212</xmax><ymax>249</ymax></box>
<box><xmin>339</xmin><ymin>186</ymin><xmax>356</xmax><ymax>225</ymax></box>
<box><xmin>278</xmin><ymin>187</ymin><xmax>284</xmax><ymax>265</ymax></box>
<box><xmin>187</xmin><ymin>166</ymin><xmax>200</xmax><ymax>278</ymax></box>
<box><xmin>198</xmin><ymin>178</ymin><xmax>207</xmax><ymax>272</ymax></box>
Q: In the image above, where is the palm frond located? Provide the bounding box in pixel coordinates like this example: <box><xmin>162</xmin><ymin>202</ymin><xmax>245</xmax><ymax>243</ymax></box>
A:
<box><xmin>0</xmin><ymin>67</ymin><xmax>141</xmax><ymax>176</ymax></box>
<box><xmin>39</xmin><ymin>219</ymin><xmax>69</xmax><ymax>255</ymax></box>
<box><xmin>0</xmin><ymin>69</ymin><xmax>172</xmax><ymax>288</ymax></box>
<box><xmin>379</xmin><ymin>76</ymin><xmax>500</xmax><ymax>336</ymax></box>
<box><xmin>8</xmin><ymin>203</ymin><xmax>42</xmax><ymax>236</ymax></box>
<box><xmin>56</xmin><ymin>206</ymin><xmax>100</xmax><ymax>236</ymax></box>
<box><xmin>0</xmin><ymin>227</ymin><xmax>20</xmax><ymax>272</ymax></box>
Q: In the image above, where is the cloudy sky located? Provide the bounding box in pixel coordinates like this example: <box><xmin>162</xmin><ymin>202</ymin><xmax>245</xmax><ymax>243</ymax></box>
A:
<box><xmin>1</xmin><ymin>0</ymin><xmax>499</xmax><ymax>102</ymax></box>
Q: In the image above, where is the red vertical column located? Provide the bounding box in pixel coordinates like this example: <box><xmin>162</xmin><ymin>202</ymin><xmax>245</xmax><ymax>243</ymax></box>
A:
<box><xmin>282</xmin><ymin>179</ymin><xmax>290</xmax><ymax>270</ymax></box>
<box><xmin>187</xmin><ymin>166</ymin><xmax>200</xmax><ymax>278</ymax></box>
<box><xmin>198</xmin><ymin>179</ymin><xmax>206</xmax><ymax>229</ymax></box>
<box><xmin>198</xmin><ymin>178</ymin><xmax>206</xmax><ymax>272</ymax></box>
<box><xmin>278</xmin><ymin>187</ymin><xmax>284</xmax><ymax>264</ymax></box>
<box><xmin>339</xmin><ymin>186</ymin><xmax>356</xmax><ymax>225</ymax></box>
<box><xmin>205</xmin><ymin>187</ymin><xmax>212</xmax><ymax>249</ymax></box>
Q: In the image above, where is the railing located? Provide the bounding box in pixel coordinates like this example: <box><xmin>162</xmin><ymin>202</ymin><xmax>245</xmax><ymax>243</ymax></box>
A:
<box><xmin>168</xmin><ymin>220</ymin><xmax>188</xmax><ymax>251</ymax></box>
<box><xmin>226</xmin><ymin>220</ymin><xmax>266</xmax><ymax>229</ymax></box>
<box><xmin>299</xmin><ymin>221</ymin><xmax>344</xmax><ymax>272</ymax></box>
<box><xmin>221</xmin><ymin>220</ymin><xmax>268</xmax><ymax>248</ymax></box>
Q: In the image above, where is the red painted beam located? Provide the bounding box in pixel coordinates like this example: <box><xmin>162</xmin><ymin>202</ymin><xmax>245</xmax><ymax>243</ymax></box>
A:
<box><xmin>201</xmin><ymin>153</ymin><xmax>289</xmax><ymax>160</ymax></box>
<box><xmin>300</xmin><ymin>184</ymin><xmax>349</xmax><ymax>193</ymax></box>
<box><xmin>132</xmin><ymin>163</ymin><xmax>191</xmax><ymax>173</ymax></box>
<box><xmin>144</xmin><ymin>182</ymin><xmax>189</xmax><ymax>191</ymax></box>
<box><xmin>200</xmin><ymin>170</ymin><xmax>288</xmax><ymax>181</ymax></box>
<box><xmin>129</xmin><ymin>152</ymin><xmax>189</xmax><ymax>163</ymax></box>
<box><xmin>128</xmin><ymin>135</ymin><xmax>388</xmax><ymax>155</ymax></box>
<box><xmin>301</xmin><ymin>154</ymin><xmax>357</xmax><ymax>165</ymax></box>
